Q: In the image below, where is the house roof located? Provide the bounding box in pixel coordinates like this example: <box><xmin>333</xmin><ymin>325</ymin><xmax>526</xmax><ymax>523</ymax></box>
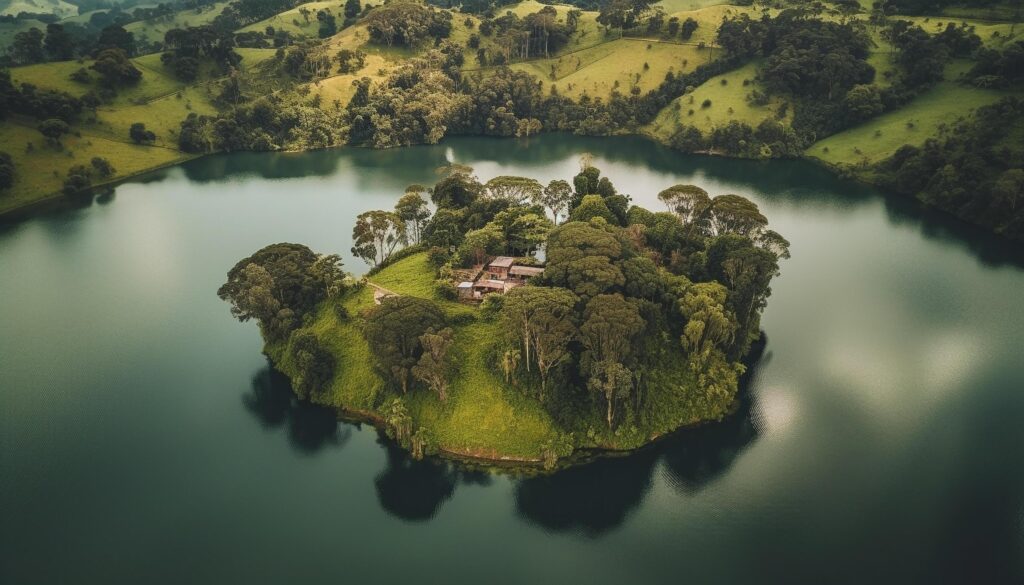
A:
<box><xmin>510</xmin><ymin>266</ymin><xmax>544</xmax><ymax>277</ymax></box>
<box><xmin>474</xmin><ymin>279</ymin><xmax>506</xmax><ymax>289</ymax></box>
<box><xmin>456</xmin><ymin>281</ymin><xmax>474</xmax><ymax>288</ymax></box>
<box><xmin>488</xmin><ymin>256</ymin><xmax>515</xmax><ymax>269</ymax></box>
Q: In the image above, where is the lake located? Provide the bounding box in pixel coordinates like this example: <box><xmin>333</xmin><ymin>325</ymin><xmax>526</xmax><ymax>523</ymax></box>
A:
<box><xmin>1</xmin><ymin>135</ymin><xmax>1022</xmax><ymax>584</ymax></box>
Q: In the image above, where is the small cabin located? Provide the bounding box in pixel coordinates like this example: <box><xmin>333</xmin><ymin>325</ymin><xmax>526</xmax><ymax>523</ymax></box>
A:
<box><xmin>473</xmin><ymin>279</ymin><xmax>507</xmax><ymax>297</ymax></box>
<box><xmin>456</xmin><ymin>281</ymin><xmax>475</xmax><ymax>299</ymax></box>
<box><xmin>509</xmin><ymin>265</ymin><xmax>544</xmax><ymax>283</ymax></box>
<box><xmin>486</xmin><ymin>256</ymin><xmax>515</xmax><ymax>280</ymax></box>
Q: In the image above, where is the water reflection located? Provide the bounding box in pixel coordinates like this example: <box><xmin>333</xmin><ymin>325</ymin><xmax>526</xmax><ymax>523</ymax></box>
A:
<box><xmin>372</xmin><ymin>437</ymin><xmax>496</xmax><ymax>522</ymax></box>
<box><xmin>514</xmin><ymin>448</ymin><xmax>660</xmax><ymax>537</ymax></box>
<box><xmin>515</xmin><ymin>338</ymin><xmax>766</xmax><ymax>536</ymax></box>
<box><xmin>244</xmin><ymin>363</ymin><xmax>351</xmax><ymax>454</ymax></box>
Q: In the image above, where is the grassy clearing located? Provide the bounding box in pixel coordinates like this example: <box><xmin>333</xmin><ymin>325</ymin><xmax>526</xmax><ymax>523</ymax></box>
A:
<box><xmin>0</xmin><ymin>119</ymin><xmax>191</xmax><ymax>214</ymax></box>
<box><xmin>508</xmin><ymin>38</ymin><xmax>711</xmax><ymax>100</ymax></box>
<box><xmin>303</xmin><ymin>53</ymin><xmax>390</xmax><ymax>105</ymax></box>
<box><xmin>0</xmin><ymin>0</ymin><xmax>76</xmax><ymax>17</ymax></box>
<box><xmin>662</xmin><ymin>4</ymin><xmax>753</xmax><ymax>43</ymax></box>
<box><xmin>125</xmin><ymin>2</ymin><xmax>229</xmax><ymax>47</ymax></box>
<box><xmin>806</xmin><ymin>81</ymin><xmax>1010</xmax><ymax>166</ymax></box>
<box><xmin>656</xmin><ymin>0</ymin><xmax>735</xmax><ymax>13</ymax></box>
<box><xmin>901</xmin><ymin>14</ymin><xmax>1021</xmax><ymax>48</ymax></box>
<box><xmin>645</xmin><ymin>61</ymin><xmax>790</xmax><ymax>140</ymax></box>
<box><xmin>238</xmin><ymin>0</ymin><xmax>347</xmax><ymax>37</ymax></box>
<box><xmin>466</xmin><ymin>3</ymin><xmax>751</xmax><ymax>99</ymax></box>
<box><xmin>2</xmin><ymin>50</ymin><xmax>236</xmax><ymax>209</ymax></box>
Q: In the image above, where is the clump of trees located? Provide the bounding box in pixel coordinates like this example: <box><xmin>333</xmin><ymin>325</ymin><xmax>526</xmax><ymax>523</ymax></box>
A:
<box><xmin>364</xmin><ymin>1</ymin><xmax>453</xmax><ymax>47</ymax></box>
<box><xmin>474</xmin><ymin>5</ymin><xmax>576</xmax><ymax>65</ymax></box>
<box><xmin>218</xmin><ymin>243</ymin><xmax>348</xmax><ymax>342</ymax></box>
<box><xmin>0</xmin><ymin>152</ymin><xmax>13</xmax><ymax>192</ymax></box>
<box><xmin>364</xmin><ymin>295</ymin><xmax>450</xmax><ymax>394</ymax></box>
<box><xmin>874</xmin><ymin>97</ymin><xmax>1024</xmax><ymax>241</ymax></box>
<box><xmin>129</xmin><ymin>122</ymin><xmax>156</xmax><ymax>144</ymax></box>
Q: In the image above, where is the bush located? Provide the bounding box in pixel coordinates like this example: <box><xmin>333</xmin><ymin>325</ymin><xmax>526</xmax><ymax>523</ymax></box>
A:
<box><xmin>129</xmin><ymin>122</ymin><xmax>156</xmax><ymax>144</ymax></box>
<box><xmin>433</xmin><ymin>279</ymin><xmax>457</xmax><ymax>300</ymax></box>
<box><xmin>334</xmin><ymin>303</ymin><xmax>349</xmax><ymax>322</ymax></box>
<box><xmin>63</xmin><ymin>166</ymin><xmax>92</xmax><ymax>196</ymax></box>
<box><xmin>0</xmin><ymin>152</ymin><xmax>13</xmax><ymax>190</ymax></box>
<box><xmin>427</xmin><ymin>246</ymin><xmax>451</xmax><ymax>267</ymax></box>
<box><xmin>480</xmin><ymin>294</ymin><xmax>503</xmax><ymax>320</ymax></box>
<box><xmin>701</xmin><ymin>99</ymin><xmax>712</xmax><ymax>108</ymax></box>
<box><xmin>90</xmin><ymin>157</ymin><xmax>115</xmax><ymax>178</ymax></box>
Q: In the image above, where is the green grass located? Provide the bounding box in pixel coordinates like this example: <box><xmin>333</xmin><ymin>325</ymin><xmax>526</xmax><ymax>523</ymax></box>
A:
<box><xmin>645</xmin><ymin>61</ymin><xmax>790</xmax><ymax>141</ymax></box>
<box><xmin>1</xmin><ymin>50</ymin><xmax>232</xmax><ymax>209</ymax></box>
<box><xmin>238</xmin><ymin>0</ymin><xmax>347</xmax><ymax>37</ymax></box>
<box><xmin>656</xmin><ymin>0</ymin><xmax>734</xmax><ymax>12</ymax></box>
<box><xmin>900</xmin><ymin>14</ymin><xmax>1022</xmax><ymax>48</ymax></box>
<box><xmin>125</xmin><ymin>2</ymin><xmax>229</xmax><ymax>48</ymax></box>
<box><xmin>0</xmin><ymin>119</ymin><xmax>191</xmax><ymax>214</ymax></box>
<box><xmin>806</xmin><ymin>81</ymin><xmax>1011</xmax><ymax>166</ymax></box>
<box><xmin>0</xmin><ymin>0</ymin><xmax>76</xmax><ymax>17</ymax></box>
<box><xmin>509</xmin><ymin>38</ymin><xmax>712</xmax><ymax>100</ymax></box>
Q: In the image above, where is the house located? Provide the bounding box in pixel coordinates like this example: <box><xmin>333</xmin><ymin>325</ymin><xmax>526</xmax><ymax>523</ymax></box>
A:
<box><xmin>456</xmin><ymin>281</ymin><xmax>475</xmax><ymax>299</ymax></box>
<box><xmin>485</xmin><ymin>256</ymin><xmax>515</xmax><ymax>280</ymax></box>
<box><xmin>508</xmin><ymin>265</ymin><xmax>544</xmax><ymax>284</ymax></box>
<box><xmin>458</xmin><ymin>257</ymin><xmax>544</xmax><ymax>301</ymax></box>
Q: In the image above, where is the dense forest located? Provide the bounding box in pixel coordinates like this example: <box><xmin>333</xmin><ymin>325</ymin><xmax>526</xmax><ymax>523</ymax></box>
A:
<box><xmin>218</xmin><ymin>161</ymin><xmax>788</xmax><ymax>464</ymax></box>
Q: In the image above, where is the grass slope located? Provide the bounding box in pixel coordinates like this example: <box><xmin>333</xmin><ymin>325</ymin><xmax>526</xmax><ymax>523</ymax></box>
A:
<box><xmin>0</xmin><ymin>119</ymin><xmax>190</xmax><ymax>214</ymax></box>
<box><xmin>238</xmin><ymin>0</ymin><xmax>345</xmax><ymax>38</ymax></box>
<box><xmin>510</xmin><ymin>38</ymin><xmax>711</xmax><ymax>100</ymax></box>
<box><xmin>806</xmin><ymin>81</ymin><xmax>1010</xmax><ymax>166</ymax></box>
<box><xmin>645</xmin><ymin>61</ymin><xmax>790</xmax><ymax>140</ymax></box>
<box><xmin>125</xmin><ymin>2</ymin><xmax>229</xmax><ymax>48</ymax></box>
<box><xmin>0</xmin><ymin>48</ymin><xmax>259</xmax><ymax>209</ymax></box>
<box><xmin>0</xmin><ymin>0</ymin><xmax>76</xmax><ymax>17</ymax></box>
<box><xmin>273</xmin><ymin>252</ymin><xmax>562</xmax><ymax>460</ymax></box>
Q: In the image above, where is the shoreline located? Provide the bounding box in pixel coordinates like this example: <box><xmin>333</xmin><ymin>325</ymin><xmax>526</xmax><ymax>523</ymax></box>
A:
<box><xmin>290</xmin><ymin>334</ymin><xmax>767</xmax><ymax>475</ymax></box>
<box><xmin>2</xmin><ymin>132</ymin><xmax>1019</xmax><ymax>246</ymax></box>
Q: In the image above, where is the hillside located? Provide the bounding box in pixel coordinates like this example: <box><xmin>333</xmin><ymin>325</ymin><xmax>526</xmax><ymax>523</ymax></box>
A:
<box><xmin>0</xmin><ymin>0</ymin><xmax>1021</xmax><ymax>239</ymax></box>
<box><xmin>272</xmin><ymin>252</ymin><xmax>567</xmax><ymax>461</ymax></box>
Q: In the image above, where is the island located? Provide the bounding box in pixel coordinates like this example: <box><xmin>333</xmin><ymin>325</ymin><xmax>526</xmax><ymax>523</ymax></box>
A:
<box><xmin>218</xmin><ymin>162</ymin><xmax>788</xmax><ymax>469</ymax></box>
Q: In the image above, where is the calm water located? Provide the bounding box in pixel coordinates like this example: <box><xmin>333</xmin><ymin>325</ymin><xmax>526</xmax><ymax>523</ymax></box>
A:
<box><xmin>1</xmin><ymin>135</ymin><xmax>1022</xmax><ymax>584</ymax></box>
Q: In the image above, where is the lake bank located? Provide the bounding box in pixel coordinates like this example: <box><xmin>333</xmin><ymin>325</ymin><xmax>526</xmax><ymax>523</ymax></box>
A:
<box><xmin>4</xmin><ymin>130</ymin><xmax>1023</xmax><ymax>248</ymax></box>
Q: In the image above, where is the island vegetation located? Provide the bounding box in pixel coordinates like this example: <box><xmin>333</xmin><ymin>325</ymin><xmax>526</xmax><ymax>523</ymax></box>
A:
<box><xmin>218</xmin><ymin>161</ymin><xmax>788</xmax><ymax>467</ymax></box>
<box><xmin>0</xmin><ymin>0</ymin><xmax>1021</xmax><ymax>240</ymax></box>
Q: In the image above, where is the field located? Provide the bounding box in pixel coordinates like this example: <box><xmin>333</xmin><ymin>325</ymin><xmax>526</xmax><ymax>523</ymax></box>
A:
<box><xmin>465</xmin><ymin>2</ymin><xmax>753</xmax><ymax>100</ymax></box>
<box><xmin>238</xmin><ymin>0</ymin><xmax>347</xmax><ymax>38</ymax></box>
<box><xmin>656</xmin><ymin>0</ymin><xmax>734</xmax><ymax>12</ymax></box>
<box><xmin>509</xmin><ymin>39</ymin><xmax>710</xmax><ymax>99</ymax></box>
<box><xmin>0</xmin><ymin>119</ymin><xmax>191</xmax><ymax>214</ymax></box>
<box><xmin>806</xmin><ymin>81</ymin><xmax>1009</xmax><ymax>166</ymax></box>
<box><xmin>125</xmin><ymin>2</ymin><xmax>229</xmax><ymax>48</ymax></box>
<box><xmin>0</xmin><ymin>0</ymin><xmax>75</xmax><ymax>17</ymax></box>
<box><xmin>645</xmin><ymin>61</ymin><xmax>790</xmax><ymax>140</ymax></box>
